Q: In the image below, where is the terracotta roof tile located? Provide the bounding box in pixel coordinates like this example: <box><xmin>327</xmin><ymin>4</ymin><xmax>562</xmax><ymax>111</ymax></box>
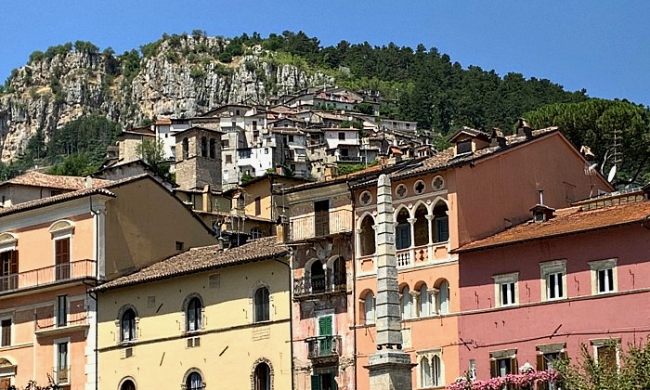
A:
<box><xmin>95</xmin><ymin>237</ymin><xmax>288</xmax><ymax>291</ymax></box>
<box><xmin>457</xmin><ymin>200</ymin><xmax>650</xmax><ymax>253</ymax></box>
<box><xmin>2</xmin><ymin>171</ymin><xmax>112</xmax><ymax>190</ymax></box>
<box><xmin>0</xmin><ymin>187</ymin><xmax>116</xmax><ymax>217</ymax></box>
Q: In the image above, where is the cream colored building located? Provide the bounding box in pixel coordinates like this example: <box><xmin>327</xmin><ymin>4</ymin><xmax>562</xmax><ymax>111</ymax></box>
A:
<box><xmin>95</xmin><ymin>236</ymin><xmax>292</xmax><ymax>390</ymax></box>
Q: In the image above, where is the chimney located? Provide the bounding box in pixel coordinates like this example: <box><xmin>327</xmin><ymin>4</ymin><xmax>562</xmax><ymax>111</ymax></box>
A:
<box><xmin>516</xmin><ymin>118</ymin><xmax>533</xmax><ymax>139</ymax></box>
<box><xmin>202</xmin><ymin>184</ymin><xmax>212</xmax><ymax>212</ymax></box>
<box><xmin>275</xmin><ymin>216</ymin><xmax>288</xmax><ymax>244</ymax></box>
<box><xmin>580</xmin><ymin>145</ymin><xmax>596</xmax><ymax>161</ymax></box>
<box><xmin>490</xmin><ymin>128</ymin><xmax>507</xmax><ymax>148</ymax></box>
<box><xmin>324</xmin><ymin>165</ymin><xmax>339</xmax><ymax>179</ymax></box>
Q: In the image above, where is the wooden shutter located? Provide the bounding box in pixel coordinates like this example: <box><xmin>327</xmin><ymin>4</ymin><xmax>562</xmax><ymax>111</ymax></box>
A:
<box><xmin>510</xmin><ymin>358</ymin><xmax>518</xmax><ymax>375</ymax></box>
<box><xmin>319</xmin><ymin>316</ymin><xmax>333</xmax><ymax>336</ymax></box>
<box><xmin>1</xmin><ymin>319</ymin><xmax>10</xmax><ymax>346</ymax></box>
<box><xmin>311</xmin><ymin>375</ymin><xmax>321</xmax><ymax>390</ymax></box>
<box><xmin>490</xmin><ymin>359</ymin><xmax>497</xmax><ymax>378</ymax></box>
<box><xmin>314</xmin><ymin>200</ymin><xmax>330</xmax><ymax>236</ymax></box>
<box><xmin>9</xmin><ymin>251</ymin><xmax>18</xmax><ymax>274</ymax></box>
<box><xmin>55</xmin><ymin>238</ymin><xmax>70</xmax><ymax>265</ymax></box>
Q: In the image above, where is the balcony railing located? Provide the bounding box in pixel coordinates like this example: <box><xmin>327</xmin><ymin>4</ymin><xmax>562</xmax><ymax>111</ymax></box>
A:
<box><xmin>396</xmin><ymin>250</ymin><xmax>412</xmax><ymax>267</ymax></box>
<box><xmin>337</xmin><ymin>155</ymin><xmax>362</xmax><ymax>162</ymax></box>
<box><xmin>294</xmin><ymin>273</ymin><xmax>347</xmax><ymax>298</ymax></box>
<box><xmin>0</xmin><ymin>260</ymin><xmax>96</xmax><ymax>294</ymax></box>
<box><xmin>306</xmin><ymin>335</ymin><xmax>341</xmax><ymax>360</ymax></box>
<box><xmin>289</xmin><ymin>209</ymin><xmax>352</xmax><ymax>242</ymax></box>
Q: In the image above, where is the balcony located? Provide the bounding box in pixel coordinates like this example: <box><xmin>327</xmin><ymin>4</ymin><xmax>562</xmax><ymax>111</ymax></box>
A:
<box><xmin>289</xmin><ymin>209</ymin><xmax>352</xmax><ymax>242</ymax></box>
<box><xmin>0</xmin><ymin>260</ymin><xmax>96</xmax><ymax>295</ymax></box>
<box><xmin>337</xmin><ymin>155</ymin><xmax>362</xmax><ymax>163</ymax></box>
<box><xmin>306</xmin><ymin>335</ymin><xmax>341</xmax><ymax>364</ymax></box>
<box><xmin>294</xmin><ymin>273</ymin><xmax>347</xmax><ymax>299</ymax></box>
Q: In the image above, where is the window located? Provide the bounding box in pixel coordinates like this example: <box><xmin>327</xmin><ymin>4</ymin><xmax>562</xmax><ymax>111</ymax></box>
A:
<box><xmin>418</xmin><ymin>284</ymin><xmax>430</xmax><ymax>317</ymax></box>
<box><xmin>54</xmin><ymin>237</ymin><xmax>71</xmax><ymax>280</ymax></box>
<box><xmin>311</xmin><ymin>372</ymin><xmax>336</xmax><ymax>390</ymax></box>
<box><xmin>400</xmin><ymin>285</ymin><xmax>412</xmax><ymax>320</ymax></box>
<box><xmin>250</xmin><ymin>228</ymin><xmax>263</xmax><ymax>240</ymax></box>
<box><xmin>338</xmin><ymin>132</ymin><xmax>345</xmax><ymax>141</ymax></box>
<box><xmin>201</xmin><ymin>137</ymin><xmax>208</xmax><ymax>157</ymax></box>
<box><xmin>363</xmin><ymin>292</ymin><xmax>375</xmax><ymax>325</ymax></box>
<box><xmin>186</xmin><ymin>297</ymin><xmax>202</xmax><ymax>332</ymax></box>
<box><xmin>182</xmin><ymin>137</ymin><xmax>189</xmax><ymax>159</ymax></box>
<box><xmin>186</xmin><ymin>372</ymin><xmax>204</xmax><ymax>390</ymax></box>
<box><xmin>253</xmin><ymin>121</ymin><xmax>258</xmax><ymax>130</ymax></box>
<box><xmin>255</xmin><ymin>197</ymin><xmax>262</xmax><ymax>216</ymax></box>
<box><xmin>413</xmin><ymin>205</ymin><xmax>428</xmax><ymax>247</ymax></box>
<box><xmin>592</xmin><ymin>339</ymin><xmax>619</xmax><ymax>370</ymax></box>
<box><xmin>209</xmin><ymin>138</ymin><xmax>216</xmax><ymax>159</ymax></box>
<box><xmin>1</xmin><ymin>318</ymin><xmax>11</xmax><ymax>347</ymax></box>
<box><xmin>395</xmin><ymin>209</ymin><xmax>411</xmax><ymax>250</ymax></box>
<box><xmin>395</xmin><ymin>184</ymin><xmax>407</xmax><ymax>198</ymax></box>
<box><xmin>541</xmin><ymin>260</ymin><xmax>566</xmax><ymax>300</ymax></box>
<box><xmin>414</xmin><ymin>180</ymin><xmax>425</xmax><ymax>194</ymax></box>
<box><xmin>254</xmin><ymin>287</ymin><xmax>270</xmax><ymax>322</ymax></box>
<box><xmin>456</xmin><ymin>140</ymin><xmax>472</xmax><ymax>154</ymax></box>
<box><xmin>494</xmin><ymin>273</ymin><xmax>518</xmax><ymax>307</ymax></box>
<box><xmin>314</xmin><ymin>200</ymin><xmax>329</xmax><ymax>237</ymax></box>
<box><xmin>288</xmin><ymin>135</ymin><xmax>294</xmax><ymax>143</ymax></box>
<box><xmin>359</xmin><ymin>215</ymin><xmax>376</xmax><ymax>256</ymax></box>
<box><xmin>436</xmin><ymin>280</ymin><xmax>450</xmax><ymax>314</ymax></box>
<box><xmin>310</xmin><ymin>261</ymin><xmax>325</xmax><ymax>293</ymax></box>
<box><xmin>121</xmin><ymin>309</ymin><xmax>136</xmax><ymax>342</ymax></box>
<box><xmin>57</xmin><ymin>295</ymin><xmax>68</xmax><ymax>327</ymax></box>
<box><xmin>418</xmin><ymin>351</ymin><xmax>443</xmax><ymax>388</ymax></box>
<box><xmin>222</xmin><ymin>139</ymin><xmax>230</xmax><ymax>149</ymax></box>
<box><xmin>536</xmin><ymin>346</ymin><xmax>566</xmax><ymax>390</ymax></box>
<box><xmin>225</xmin><ymin>154</ymin><xmax>232</xmax><ymax>164</ymax></box>
<box><xmin>331</xmin><ymin>257</ymin><xmax>346</xmax><ymax>289</ymax></box>
<box><xmin>490</xmin><ymin>349</ymin><xmax>517</xmax><ymax>378</ymax></box>
<box><xmin>359</xmin><ymin>191</ymin><xmax>372</xmax><ymax>206</ymax></box>
<box><xmin>176</xmin><ymin>241</ymin><xmax>185</xmax><ymax>251</ymax></box>
<box><xmin>120</xmin><ymin>379</ymin><xmax>136</xmax><ymax>390</ymax></box>
<box><xmin>433</xmin><ymin>202</ymin><xmax>449</xmax><ymax>243</ymax></box>
<box><xmin>0</xmin><ymin>250</ymin><xmax>18</xmax><ymax>292</ymax></box>
<box><xmin>589</xmin><ymin>259</ymin><xmax>617</xmax><ymax>294</ymax></box>
<box><xmin>55</xmin><ymin>340</ymin><xmax>69</xmax><ymax>384</ymax></box>
<box><xmin>254</xmin><ymin>362</ymin><xmax>271</xmax><ymax>390</ymax></box>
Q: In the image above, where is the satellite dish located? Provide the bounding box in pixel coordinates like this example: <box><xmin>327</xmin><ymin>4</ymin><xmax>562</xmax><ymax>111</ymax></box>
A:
<box><xmin>607</xmin><ymin>165</ymin><xmax>617</xmax><ymax>183</ymax></box>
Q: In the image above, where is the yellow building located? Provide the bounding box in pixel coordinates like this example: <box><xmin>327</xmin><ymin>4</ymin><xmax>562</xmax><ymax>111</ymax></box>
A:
<box><xmin>95</xmin><ymin>236</ymin><xmax>292</xmax><ymax>390</ymax></box>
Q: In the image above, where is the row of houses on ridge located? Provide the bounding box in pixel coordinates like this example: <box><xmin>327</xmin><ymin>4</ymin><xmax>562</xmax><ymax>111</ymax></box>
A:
<box><xmin>0</xmin><ymin>119</ymin><xmax>648</xmax><ymax>390</ymax></box>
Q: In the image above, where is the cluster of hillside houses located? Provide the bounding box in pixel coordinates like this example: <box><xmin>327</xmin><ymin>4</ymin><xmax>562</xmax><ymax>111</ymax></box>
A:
<box><xmin>0</xmin><ymin>89</ymin><xmax>648</xmax><ymax>390</ymax></box>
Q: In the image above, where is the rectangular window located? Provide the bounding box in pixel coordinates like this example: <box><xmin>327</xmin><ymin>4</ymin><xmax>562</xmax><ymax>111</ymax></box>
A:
<box><xmin>314</xmin><ymin>200</ymin><xmax>330</xmax><ymax>237</ymax></box>
<box><xmin>489</xmin><ymin>350</ymin><xmax>517</xmax><ymax>379</ymax></box>
<box><xmin>225</xmin><ymin>154</ymin><xmax>232</xmax><ymax>164</ymax></box>
<box><xmin>541</xmin><ymin>260</ymin><xmax>567</xmax><ymax>301</ymax></box>
<box><xmin>1</xmin><ymin>319</ymin><xmax>11</xmax><ymax>346</ymax></box>
<box><xmin>289</xmin><ymin>135</ymin><xmax>294</xmax><ymax>142</ymax></box>
<box><xmin>589</xmin><ymin>259</ymin><xmax>617</xmax><ymax>295</ymax></box>
<box><xmin>435</xmin><ymin>216</ymin><xmax>450</xmax><ymax>242</ymax></box>
<box><xmin>255</xmin><ymin>197</ymin><xmax>262</xmax><ymax>216</ymax></box>
<box><xmin>457</xmin><ymin>140</ymin><xmax>472</xmax><ymax>154</ymax></box>
<box><xmin>56</xmin><ymin>341</ymin><xmax>69</xmax><ymax>384</ymax></box>
<box><xmin>547</xmin><ymin>272</ymin><xmax>564</xmax><ymax>299</ymax></box>
<box><xmin>252</xmin><ymin>121</ymin><xmax>257</xmax><ymax>130</ymax></box>
<box><xmin>57</xmin><ymin>295</ymin><xmax>68</xmax><ymax>327</ymax></box>
<box><xmin>55</xmin><ymin>238</ymin><xmax>71</xmax><ymax>280</ymax></box>
<box><xmin>338</xmin><ymin>132</ymin><xmax>345</xmax><ymax>140</ymax></box>
<box><xmin>493</xmin><ymin>273</ymin><xmax>518</xmax><ymax>307</ymax></box>
<box><xmin>0</xmin><ymin>250</ymin><xmax>18</xmax><ymax>292</ymax></box>
<box><xmin>596</xmin><ymin>345</ymin><xmax>617</xmax><ymax>369</ymax></box>
<box><xmin>222</xmin><ymin>139</ymin><xmax>230</xmax><ymax>149</ymax></box>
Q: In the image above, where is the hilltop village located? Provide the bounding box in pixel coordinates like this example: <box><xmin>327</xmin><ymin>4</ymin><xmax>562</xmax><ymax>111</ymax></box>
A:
<box><xmin>0</xmin><ymin>86</ymin><xmax>648</xmax><ymax>390</ymax></box>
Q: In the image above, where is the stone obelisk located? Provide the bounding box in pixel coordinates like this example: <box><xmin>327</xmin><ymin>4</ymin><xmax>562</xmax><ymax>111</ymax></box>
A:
<box><xmin>365</xmin><ymin>174</ymin><xmax>415</xmax><ymax>389</ymax></box>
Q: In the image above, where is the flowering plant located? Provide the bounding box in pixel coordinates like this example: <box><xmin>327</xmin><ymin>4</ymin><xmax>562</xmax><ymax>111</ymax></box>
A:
<box><xmin>447</xmin><ymin>368</ymin><xmax>559</xmax><ymax>390</ymax></box>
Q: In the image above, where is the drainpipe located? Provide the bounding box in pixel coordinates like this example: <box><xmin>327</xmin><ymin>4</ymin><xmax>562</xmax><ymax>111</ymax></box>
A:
<box><xmin>272</xmin><ymin>252</ymin><xmax>295</xmax><ymax>390</ymax></box>
<box><xmin>347</xmin><ymin>180</ymin><xmax>358</xmax><ymax>390</ymax></box>
<box><xmin>89</xmin><ymin>196</ymin><xmax>101</xmax><ymax>390</ymax></box>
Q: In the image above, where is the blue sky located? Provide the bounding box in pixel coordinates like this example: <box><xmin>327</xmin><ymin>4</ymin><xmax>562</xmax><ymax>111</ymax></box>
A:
<box><xmin>2</xmin><ymin>1</ymin><xmax>649</xmax><ymax>106</ymax></box>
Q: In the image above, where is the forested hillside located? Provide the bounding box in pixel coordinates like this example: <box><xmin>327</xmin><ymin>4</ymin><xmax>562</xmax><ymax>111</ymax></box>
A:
<box><xmin>1</xmin><ymin>30</ymin><xmax>648</xmax><ymax>185</ymax></box>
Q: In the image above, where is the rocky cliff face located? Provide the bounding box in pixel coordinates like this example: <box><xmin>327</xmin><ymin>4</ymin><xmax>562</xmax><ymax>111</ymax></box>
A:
<box><xmin>0</xmin><ymin>35</ymin><xmax>334</xmax><ymax>162</ymax></box>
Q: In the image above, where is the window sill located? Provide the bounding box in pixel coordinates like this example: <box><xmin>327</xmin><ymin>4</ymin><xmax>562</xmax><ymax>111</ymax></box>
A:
<box><xmin>35</xmin><ymin>322</ymin><xmax>89</xmax><ymax>337</ymax></box>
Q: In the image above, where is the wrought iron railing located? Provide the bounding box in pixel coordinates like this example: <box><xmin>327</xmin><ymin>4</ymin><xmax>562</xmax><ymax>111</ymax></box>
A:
<box><xmin>293</xmin><ymin>273</ymin><xmax>347</xmax><ymax>298</ymax></box>
<box><xmin>0</xmin><ymin>260</ymin><xmax>96</xmax><ymax>294</ymax></box>
<box><xmin>306</xmin><ymin>335</ymin><xmax>341</xmax><ymax>359</ymax></box>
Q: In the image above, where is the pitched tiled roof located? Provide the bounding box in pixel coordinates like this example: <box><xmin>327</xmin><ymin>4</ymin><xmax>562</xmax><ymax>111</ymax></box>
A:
<box><xmin>0</xmin><ymin>187</ymin><xmax>116</xmax><ymax>217</ymax></box>
<box><xmin>391</xmin><ymin>127</ymin><xmax>558</xmax><ymax>180</ymax></box>
<box><xmin>456</xmin><ymin>200</ymin><xmax>650</xmax><ymax>253</ymax></box>
<box><xmin>94</xmin><ymin>237</ymin><xmax>288</xmax><ymax>291</ymax></box>
<box><xmin>1</xmin><ymin>171</ymin><xmax>112</xmax><ymax>190</ymax></box>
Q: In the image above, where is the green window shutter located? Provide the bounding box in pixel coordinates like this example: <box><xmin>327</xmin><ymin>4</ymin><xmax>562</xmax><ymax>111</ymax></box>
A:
<box><xmin>311</xmin><ymin>375</ymin><xmax>321</xmax><ymax>390</ymax></box>
<box><xmin>319</xmin><ymin>316</ymin><xmax>333</xmax><ymax>336</ymax></box>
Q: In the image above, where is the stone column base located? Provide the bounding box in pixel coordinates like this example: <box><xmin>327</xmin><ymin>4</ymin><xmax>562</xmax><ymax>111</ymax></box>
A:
<box><xmin>365</xmin><ymin>350</ymin><xmax>416</xmax><ymax>390</ymax></box>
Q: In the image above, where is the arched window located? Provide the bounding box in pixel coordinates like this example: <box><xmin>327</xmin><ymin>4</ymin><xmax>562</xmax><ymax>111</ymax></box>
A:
<box><xmin>120</xmin><ymin>379</ymin><xmax>136</xmax><ymax>390</ymax></box>
<box><xmin>182</xmin><ymin>138</ymin><xmax>189</xmax><ymax>159</ymax></box>
<box><xmin>121</xmin><ymin>309</ymin><xmax>136</xmax><ymax>342</ymax></box>
<box><xmin>201</xmin><ymin>137</ymin><xmax>208</xmax><ymax>157</ymax></box>
<box><xmin>433</xmin><ymin>202</ymin><xmax>449</xmax><ymax>243</ymax></box>
<box><xmin>186</xmin><ymin>371</ymin><xmax>204</xmax><ymax>390</ymax></box>
<box><xmin>186</xmin><ymin>297</ymin><xmax>202</xmax><ymax>332</ymax></box>
<box><xmin>310</xmin><ymin>261</ymin><xmax>325</xmax><ymax>293</ymax></box>
<box><xmin>364</xmin><ymin>291</ymin><xmax>375</xmax><ymax>325</ymax></box>
<box><xmin>254</xmin><ymin>362</ymin><xmax>271</xmax><ymax>390</ymax></box>
<box><xmin>420</xmin><ymin>358</ymin><xmax>432</xmax><ymax>388</ymax></box>
<box><xmin>432</xmin><ymin>355</ymin><xmax>442</xmax><ymax>386</ymax></box>
<box><xmin>400</xmin><ymin>286</ymin><xmax>411</xmax><ymax>320</ymax></box>
<box><xmin>332</xmin><ymin>257</ymin><xmax>346</xmax><ymax>288</ymax></box>
<box><xmin>209</xmin><ymin>138</ymin><xmax>216</xmax><ymax>159</ymax></box>
<box><xmin>359</xmin><ymin>215</ymin><xmax>376</xmax><ymax>256</ymax></box>
<box><xmin>419</xmin><ymin>284</ymin><xmax>429</xmax><ymax>317</ymax></box>
<box><xmin>437</xmin><ymin>280</ymin><xmax>450</xmax><ymax>314</ymax></box>
<box><xmin>254</xmin><ymin>287</ymin><xmax>270</xmax><ymax>322</ymax></box>
<box><xmin>395</xmin><ymin>208</ymin><xmax>411</xmax><ymax>250</ymax></box>
<box><xmin>413</xmin><ymin>205</ymin><xmax>429</xmax><ymax>247</ymax></box>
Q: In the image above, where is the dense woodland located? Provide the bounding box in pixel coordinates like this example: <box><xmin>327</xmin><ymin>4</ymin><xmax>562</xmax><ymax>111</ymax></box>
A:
<box><xmin>1</xmin><ymin>31</ymin><xmax>649</xmax><ymax>186</ymax></box>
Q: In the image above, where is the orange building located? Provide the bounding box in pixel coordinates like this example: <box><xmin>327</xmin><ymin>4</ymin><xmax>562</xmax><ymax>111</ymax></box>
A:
<box><xmin>352</xmin><ymin>125</ymin><xmax>611</xmax><ymax>389</ymax></box>
<box><xmin>0</xmin><ymin>173</ymin><xmax>215</xmax><ymax>390</ymax></box>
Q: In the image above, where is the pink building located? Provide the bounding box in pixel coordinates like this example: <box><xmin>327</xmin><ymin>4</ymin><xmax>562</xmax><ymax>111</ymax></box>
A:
<box><xmin>456</xmin><ymin>189</ymin><xmax>650</xmax><ymax>382</ymax></box>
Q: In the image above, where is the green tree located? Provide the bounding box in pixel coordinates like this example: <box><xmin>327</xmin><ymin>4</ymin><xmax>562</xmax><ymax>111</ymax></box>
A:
<box><xmin>136</xmin><ymin>138</ymin><xmax>171</xmax><ymax>179</ymax></box>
